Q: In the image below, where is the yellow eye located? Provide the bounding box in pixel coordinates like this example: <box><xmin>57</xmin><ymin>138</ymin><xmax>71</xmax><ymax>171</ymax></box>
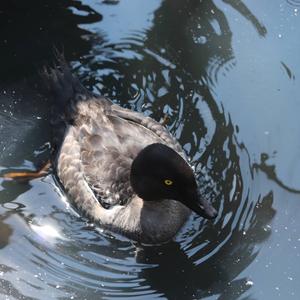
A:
<box><xmin>164</xmin><ymin>179</ymin><xmax>173</xmax><ymax>186</ymax></box>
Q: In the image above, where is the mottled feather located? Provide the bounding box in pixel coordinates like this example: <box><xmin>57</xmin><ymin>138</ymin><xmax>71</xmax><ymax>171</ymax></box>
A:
<box><xmin>43</xmin><ymin>58</ymin><xmax>190</xmax><ymax>244</ymax></box>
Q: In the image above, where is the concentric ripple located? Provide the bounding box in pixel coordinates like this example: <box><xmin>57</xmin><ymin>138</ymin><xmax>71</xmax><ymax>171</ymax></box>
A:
<box><xmin>73</xmin><ymin>31</ymin><xmax>275</xmax><ymax>298</ymax></box>
<box><xmin>286</xmin><ymin>0</ymin><xmax>300</xmax><ymax>6</ymax></box>
<box><xmin>0</xmin><ymin>0</ymin><xmax>280</xmax><ymax>299</ymax></box>
<box><xmin>0</xmin><ymin>41</ymin><xmax>275</xmax><ymax>298</ymax></box>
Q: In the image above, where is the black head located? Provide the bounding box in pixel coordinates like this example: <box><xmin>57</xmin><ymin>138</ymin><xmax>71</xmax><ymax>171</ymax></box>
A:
<box><xmin>130</xmin><ymin>143</ymin><xmax>217</xmax><ymax>219</ymax></box>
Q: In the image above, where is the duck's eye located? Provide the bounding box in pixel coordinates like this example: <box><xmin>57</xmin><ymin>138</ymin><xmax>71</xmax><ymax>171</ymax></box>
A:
<box><xmin>164</xmin><ymin>179</ymin><xmax>173</xmax><ymax>186</ymax></box>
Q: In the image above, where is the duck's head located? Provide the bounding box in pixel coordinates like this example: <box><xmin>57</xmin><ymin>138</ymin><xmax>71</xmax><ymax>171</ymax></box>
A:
<box><xmin>130</xmin><ymin>143</ymin><xmax>217</xmax><ymax>219</ymax></box>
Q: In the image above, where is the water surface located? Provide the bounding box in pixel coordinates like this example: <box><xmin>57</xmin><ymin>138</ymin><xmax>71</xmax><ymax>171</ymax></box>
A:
<box><xmin>0</xmin><ymin>0</ymin><xmax>300</xmax><ymax>299</ymax></box>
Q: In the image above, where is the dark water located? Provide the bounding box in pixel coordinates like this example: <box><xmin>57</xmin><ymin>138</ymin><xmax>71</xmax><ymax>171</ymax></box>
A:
<box><xmin>0</xmin><ymin>0</ymin><xmax>300</xmax><ymax>299</ymax></box>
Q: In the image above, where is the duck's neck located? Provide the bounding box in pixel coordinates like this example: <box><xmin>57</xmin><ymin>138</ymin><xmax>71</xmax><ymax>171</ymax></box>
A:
<box><xmin>138</xmin><ymin>198</ymin><xmax>190</xmax><ymax>244</ymax></box>
<box><xmin>104</xmin><ymin>196</ymin><xmax>190</xmax><ymax>244</ymax></box>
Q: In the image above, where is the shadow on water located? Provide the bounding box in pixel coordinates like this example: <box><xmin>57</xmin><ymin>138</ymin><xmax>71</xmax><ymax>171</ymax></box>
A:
<box><xmin>81</xmin><ymin>0</ymin><xmax>267</xmax><ymax>90</ymax></box>
<box><xmin>0</xmin><ymin>0</ymin><xmax>281</xmax><ymax>299</ymax></box>
<box><xmin>254</xmin><ymin>153</ymin><xmax>300</xmax><ymax>194</ymax></box>
<box><xmin>223</xmin><ymin>0</ymin><xmax>267</xmax><ymax>37</ymax></box>
<box><xmin>0</xmin><ymin>0</ymin><xmax>102</xmax><ymax>82</ymax></box>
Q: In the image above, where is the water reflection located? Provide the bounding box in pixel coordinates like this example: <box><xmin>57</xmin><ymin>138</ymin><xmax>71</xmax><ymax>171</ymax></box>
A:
<box><xmin>0</xmin><ymin>0</ymin><xmax>290</xmax><ymax>299</ymax></box>
<box><xmin>254</xmin><ymin>153</ymin><xmax>300</xmax><ymax>194</ymax></box>
<box><xmin>146</xmin><ymin>0</ymin><xmax>236</xmax><ymax>83</ymax></box>
<box><xmin>0</xmin><ymin>213</ymin><xmax>13</xmax><ymax>249</ymax></box>
<box><xmin>286</xmin><ymin>0</ymin><xmax>300</xmax><ymax>7</ymax></box>
<box><xmin>76</xmin><ymin>0</ymin><xmax>275</xmax><ymax>298</ymax></box>
<box><xmin>81</xmin><ymin>0</ymin><xmax>267</xmax><ymax>91</ymax></box>
<box><xmin>0</xmin><ymin>264</ymin><xmax>36</xmax><ymax>300</ymax></box>
<box><xmin>223</xmin><ymin>0</ymin><xmax>267</xmax><ymax>37</ymax></box>
<box><xmin>0</xmin><ymin>0</ymin><xmax>102</xmax><ymax>82</ymax></box>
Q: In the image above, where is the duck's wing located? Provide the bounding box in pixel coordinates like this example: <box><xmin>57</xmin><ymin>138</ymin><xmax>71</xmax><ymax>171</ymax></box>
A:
<box><xmin>56</xmin><ymin>99</ymin><xmax>189</xmax><ymax>240</ymax></box>
<box><xmin>64</xmin><ymin>98</ymin><xmax>133</xmax><ymax>208</ymax></box>
<box><xmin>66</xmin><ymin>99</ymin><xmax>185</xmax><ymax>209</ymax></box>
<box><xmin>109</xmin><ymin>104</ymin><xmax>185</xmax><ymax>158</ymax></box>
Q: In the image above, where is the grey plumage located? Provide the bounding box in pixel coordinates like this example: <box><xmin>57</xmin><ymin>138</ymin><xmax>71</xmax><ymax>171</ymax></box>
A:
<box><xmin>43</xmin><ymin>58</ymin><xmax>191</xmax><ymax>244</ymax></box>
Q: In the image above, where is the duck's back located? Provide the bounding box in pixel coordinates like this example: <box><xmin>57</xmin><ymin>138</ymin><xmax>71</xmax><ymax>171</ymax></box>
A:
<box><xmin>62</xmin><ymin>97</ymin><xmax>182</xmax><ymax>207</ymax></box>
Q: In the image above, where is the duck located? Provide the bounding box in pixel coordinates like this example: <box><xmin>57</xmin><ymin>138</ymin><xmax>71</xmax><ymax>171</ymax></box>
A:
<box><xmin>40</xmin><ymin>56</ymin><xmax>217</xmax><ymax>244</ymax></box>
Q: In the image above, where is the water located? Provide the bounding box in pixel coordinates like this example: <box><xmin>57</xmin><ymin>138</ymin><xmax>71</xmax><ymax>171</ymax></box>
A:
<box><xmin>0</xmin><ymin>0</ymin><xmax>300</xmax><ymax>299</ymax></box>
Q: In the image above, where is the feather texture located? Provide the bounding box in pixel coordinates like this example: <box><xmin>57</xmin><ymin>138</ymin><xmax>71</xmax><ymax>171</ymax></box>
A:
<box><xmin>43</xmin><ymin>58</ymin><xmax>190</xmax><ymax>244</ymax></box>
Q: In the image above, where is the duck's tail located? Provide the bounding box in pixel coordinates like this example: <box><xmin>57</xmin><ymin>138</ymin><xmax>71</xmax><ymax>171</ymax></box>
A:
<box><xmin>41</xmin><ymin>52</ymin><xmax>92</xmax><ymax>116</ymax></box>
<box><xmin>41</xmin><ymin>52</ymin><xmax>92</xmax><ymax>158</ymax></box>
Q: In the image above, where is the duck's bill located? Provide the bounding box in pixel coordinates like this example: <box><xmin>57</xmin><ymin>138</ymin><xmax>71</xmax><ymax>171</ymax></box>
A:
<box><xmin>190</xmin><ymin>198</ymin><xmax>218</xmax><ymax>219</ymax></box>
<box><xmin>182</xmin><ymin>191</ymin><xmax>218</xmax><ymax>219</ymax></box>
